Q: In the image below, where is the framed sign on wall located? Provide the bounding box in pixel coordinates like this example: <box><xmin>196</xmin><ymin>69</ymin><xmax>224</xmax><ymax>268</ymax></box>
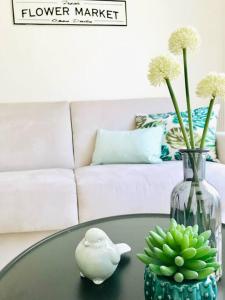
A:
<box><xmin>12</xmin><ymin>0</ymin><xmax>127</xmax><ymax>26</ymax></box>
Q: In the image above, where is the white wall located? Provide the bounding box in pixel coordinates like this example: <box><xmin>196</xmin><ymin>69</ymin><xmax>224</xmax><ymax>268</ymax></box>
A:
<box><xmin>0</xmin><ymin>0</ymin><xmax>224</xmax><ymax>103</ymax></box>
<box><xmin>217</xmin><ymin>0</ymin><xmax>225</xmax><ymax>130</ymax></box>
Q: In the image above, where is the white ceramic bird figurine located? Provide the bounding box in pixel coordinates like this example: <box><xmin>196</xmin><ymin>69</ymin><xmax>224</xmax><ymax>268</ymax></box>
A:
<box><xmin>75</xmin><ymin>227</ymin><xmax>131</xmax><ymax>284</ymax></box>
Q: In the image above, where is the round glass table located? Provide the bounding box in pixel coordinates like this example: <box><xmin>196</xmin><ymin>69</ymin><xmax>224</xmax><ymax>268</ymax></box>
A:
<box><xmin>0</xmin><ymin>214</ymin><xmax>224</xmax><ymax>300</ymax></box>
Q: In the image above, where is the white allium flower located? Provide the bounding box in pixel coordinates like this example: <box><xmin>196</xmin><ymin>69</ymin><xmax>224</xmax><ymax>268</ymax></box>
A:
<box><xmin>148</xmin><ymin>55</ymin><xmax>181</xmax><ymax>86</ymax></box>
<box><xmin>169</xmin><ymin>27</ymin><xmax>200</xmax><ymax>55</ymax></box>
<box><xmin>196</xmin><ymin>73</ymin><xmax>225</xmax><ymax>99</ymax></box>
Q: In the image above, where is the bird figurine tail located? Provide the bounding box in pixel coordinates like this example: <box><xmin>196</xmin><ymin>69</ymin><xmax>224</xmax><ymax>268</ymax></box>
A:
<box><xmin>116</xmin><ymin>243</ymin><xmax>131</xmax><ymax>255</ymax></box>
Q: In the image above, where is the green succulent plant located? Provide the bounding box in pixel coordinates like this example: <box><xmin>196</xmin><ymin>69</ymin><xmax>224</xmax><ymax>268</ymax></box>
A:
<box><xmin>137</xmin><ymin>219</ymin><xmax>220</xmax><ymax>283</ymax></box>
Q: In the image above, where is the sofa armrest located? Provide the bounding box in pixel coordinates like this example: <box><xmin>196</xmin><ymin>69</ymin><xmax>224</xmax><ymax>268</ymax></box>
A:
<box><xmin>216</xmin><ymin>132</ymin><xmax>225</xmax><ymax>164</ymax></box>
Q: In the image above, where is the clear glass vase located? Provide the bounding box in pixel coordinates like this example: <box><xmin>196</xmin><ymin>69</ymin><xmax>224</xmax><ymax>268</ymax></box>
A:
<box><xmin>170</xmin><ymin>149</ymin><xmax>222</xmax><ymax>279</ymax></box>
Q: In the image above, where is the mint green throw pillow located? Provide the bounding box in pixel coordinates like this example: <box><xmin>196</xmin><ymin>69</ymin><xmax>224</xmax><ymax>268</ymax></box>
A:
<box><xmin>91</xmin><ymin>127</ymin><xmax>164</xmax><ymax>165</ymax></box>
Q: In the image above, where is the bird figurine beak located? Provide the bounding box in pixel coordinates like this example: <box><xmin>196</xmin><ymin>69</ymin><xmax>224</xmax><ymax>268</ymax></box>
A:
<box><xmin>84</xmin><ymin>240</ymin><xmax>89</xmax><ymax>247</ymax></box>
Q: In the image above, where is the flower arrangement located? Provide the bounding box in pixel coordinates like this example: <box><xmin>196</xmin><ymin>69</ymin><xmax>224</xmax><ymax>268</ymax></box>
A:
<box><xmin>148</xmin><ymin>27</ymin><xmax>225</xmax><ymax>151</ymax></box>
<box><xmin>147</xmin><ymin>27</ymin><xmax>224</xmax><ymax>251</ymax></box>
<box><xmin>137</xmin><ymin>219</ymin><xmax>220</xmax><ymax>299</ymax></box>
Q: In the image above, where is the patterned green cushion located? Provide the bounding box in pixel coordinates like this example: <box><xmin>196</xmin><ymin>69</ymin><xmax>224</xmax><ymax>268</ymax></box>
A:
<box><xmin>136</xmin><ymin>105</ymin><xmax>220</xmax><ymax>161</ymax></box>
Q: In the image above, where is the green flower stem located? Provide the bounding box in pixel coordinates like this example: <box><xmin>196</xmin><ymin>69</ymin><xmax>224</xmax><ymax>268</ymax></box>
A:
<box><xmin>200</xmin><ymin>96</ymin><xmax>216</xmax><ymax>149</ymax></box>
<box><xmin>186</xmin><ymin>180</ymin><xmax>195</xmax><ymax>212</ymax></box>
<box><xmin>190</xmin><ymin>97</ymin><xmax>216</xmax><ymax>230</ymax></box>
<box><xmin>183</xmin><ymin>48</ymin><xmax>195</xmax><ymax>149</ymax></box>
<box><xmin>186</xmin><ymin>155</ymin><xmax>201</xmax><ymax>212</ymax></box>
<box><xmin>188</xmin><ymin>97</ymin><xmax>216</xmax><ymax>228</ymax></box>
<box><xmin>189</xmin><ymin>97</ymin><xmax>216</xmax><ymax>231</ymax></box>
<box><xmin>165</xmin><ymin>78</ymin><xmax>191</xmax><ymax>149</ymax></box>
<box><xmin>186</xmin><ymin>156</ymin><xmax>208</xmax><ymax>233</ymax></box>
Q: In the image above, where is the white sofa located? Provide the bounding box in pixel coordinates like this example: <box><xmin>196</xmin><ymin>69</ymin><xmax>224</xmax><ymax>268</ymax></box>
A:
<box><xmin>0</xmin><ymin>98</ymin><xmax>225</xmax><ymax>270</ymax></box>
<box><xmin>0</xmin><ymin>102</ymin><xmax>78</xmax><ymax>269</ymax></box>
<box><xmin>71</xmin><ymin>99</ymin><xmax>225</xmax><ymax>223</ymax></box>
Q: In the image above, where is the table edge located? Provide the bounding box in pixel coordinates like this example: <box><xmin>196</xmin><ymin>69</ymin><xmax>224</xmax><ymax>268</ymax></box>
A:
<box><xmin>1</xmin><ymin>213</ymin><xmax>224</xmax><ymax>279</ymax></box>
<box><xmin>0</xmin><ymin>213</ymin><xmax>168</xmax><ymax>277</ymax></box>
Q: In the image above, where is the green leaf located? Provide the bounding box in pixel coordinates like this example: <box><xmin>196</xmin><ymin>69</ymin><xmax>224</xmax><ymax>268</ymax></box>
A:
<box><xmin>145</xmin><ymin>237</ymin><xmax>154</xmax><ymax>251</ymax></box>
<box><xmin>144</xmin><ymin>247</ymin><xmax>154</xmax><ymax>257</ymax></box>
<box><xmin>160</xmin><ymin>266</ymin><xmax>177</xmax><ymax>276</ymax></box>
<box><xmin>155</xmin><ymin>225</ymin><xmax>167</xmax><ymax>239</ymax></box>
<box><xmin>172</xmin><ymin>229</ymin><xmax>183</xmax><ymax>245</ymax></box>
<box><xmin>184</xmin><ymin>260</ymin><xmax>206</xmax><ymax>270</ymax></box>
<box><xmin>175</xmin><ymin>256</ymin><xmax>184</xmax><ymax>267</ymax></box>
<box><xmin>181</xmin><ymin>247</ymin><xmax>197</xmax><ymax>259</ymax></box>
<box><xmin>166</xmin><ymin>232</ymin><xmax>176</xmax><ymax>249</ymax></box>
<box><xmin>163</xmin><ymin>244</ymin><xmax>177</xmax><ymax>258</ymax></box>
<box><xmin>136</xmin><ymin>253</ymin><xmax>152</xmax><ymax>265</ymax></box>
<box><xmin>197</xmin><ymin>267</ymin><xmax>215</xmax><ymax>280</ymax></box>
<box><xmin>192</xmin><ymin>224</ymin><xmax>199</xmax><ymax>235</ymax></box>
<box><xmin>149</xmin><ymin>264</ymin><xmax>163</xmax><ymax>276</ymax></box>
<box><xmin>199</xmin><ymin>230</ymin><xmax>211</xmax><ymax>241</ymax></box>
<box><xmin>181</xmin><ymin>233</ymin><xmax>189</xmax><ymax>250</ymax></box>
<box><xmin>196</xmin><ymin>236</ymin><xmax>205</xmax><ymax>248</ymax></box>
<box><xmin>150</xmin><ymin>231</ymin><xmax>164</xmax><ymax>247</ymax></box>
<box><xmin>174</xmin><ymin>272</ymin><xmax>184</xmax><ymax>283</ymax></box>
<box><xmin>194</xmin><ymin>246</ymin><xmax>210</xmax><ymax>259</ymax></box>
<box><xmin>206</xmin><ymin>262</ymin><xmax>220</xmax><ymax>270</ymax></box>
<box><xmin>154</xmin><ymin>247</ymin><xmax>172</xmax><ymax>264</ymax></box>
<box><xmin>180</xmin><ymin>268</ymin><xmax>198</xmax><ymax>280</ymax></box>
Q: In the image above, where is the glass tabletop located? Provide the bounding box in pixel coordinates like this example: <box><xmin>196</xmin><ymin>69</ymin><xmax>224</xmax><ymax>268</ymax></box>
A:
<box><xmin>0</xmin><ymin>214</ymin><xmax>224</xmax><ymax>300</ymax></box>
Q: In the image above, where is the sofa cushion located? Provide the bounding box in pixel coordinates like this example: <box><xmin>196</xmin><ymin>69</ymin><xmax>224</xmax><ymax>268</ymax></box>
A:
<box><xmin>136</xmin><ymin>105</ymin><xmax>220</xmax><ymax>162</ymax></box>
<box><xmin>71</xmin><ymin>98</ymin><xmax>173</xmax><ymax>168</ymax></box>
<box><xmin>0</xmin><ymin>102</ymin><xmax>74</xmax><ymax>171</ymax></box>
<box><xmin>0</xmin><ymin>169</ymin><xmax>78</xmax><ymax>233</ymax></box>
<box><xmin>0</xmin><ymin>230</ymin><xmax>56</xmax><ymax>270</ymax></box>
<box><xmin>76</xmin><ymin>162</ymin><xmax>225</xmax><ymax>224</ymax></box>
<box><xmin>92</xmin><ymin>128</ymin><xmax>163</xmax><ymax>165</ymax></box>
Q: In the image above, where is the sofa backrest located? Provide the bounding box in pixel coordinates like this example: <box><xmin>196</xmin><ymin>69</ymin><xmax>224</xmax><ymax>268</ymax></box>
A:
<box><xmin>71</xmin><ymin>98</ymin><xmax>173</xmax><ymax>168</ymax></box>
<box><xmin>0</xmin><ymin>102</ymin><xmax>74</xmax><ymax>171</ymax></box>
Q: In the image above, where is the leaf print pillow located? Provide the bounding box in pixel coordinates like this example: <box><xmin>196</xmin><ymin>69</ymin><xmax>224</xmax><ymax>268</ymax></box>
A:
<box><xmin>136</xmin><ymin>105</ymin><xmax>220</xmax><ymax>162</ymax></box>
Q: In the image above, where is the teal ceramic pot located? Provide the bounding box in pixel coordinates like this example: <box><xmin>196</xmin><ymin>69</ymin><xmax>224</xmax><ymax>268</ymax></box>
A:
<box><xmin>144</xmin><ymin>267</ymin><xmax>217</xmax><ymax>300</ymax></box>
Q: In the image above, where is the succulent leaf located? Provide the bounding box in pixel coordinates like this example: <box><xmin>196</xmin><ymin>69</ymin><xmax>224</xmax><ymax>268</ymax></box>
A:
<box><xmin>195</xmin><ymin>246</ymin><xmax>211</xmax><ymax>259</ymax></box>
<box><xmin>144</xmin><ymin>247</ymin><xmax>154</xmax><ymax>257</ymax></box>
<box><xmin>175</xmin><ymin>256</ymin><xmax>184</xmax><ymax>267</ymax></box>
<box><xmin>180</xmin><ymin>268</ymin><xmax>198</xmax><ymax>280</ymax></box>
<box><xmin>181</xmin><ymin>233</ymin><xmax>189</xmax><ymax>250</ymax></box>
<box><xmin>150</xmin><ymin>231</ymin><xmax>165</xmax><ymax>246</ymax></box>
<box><xmin>137</xmin><ymin>253</ymin><xmax>152</xmax><ymax>265</ymax></box>
<box><xmin>145</xmin><ymin>237</ymin><xmax>154</xmax><ymax>251</ymax></box>
<box><xmin>199</xmin><ymin>230</ymin><xmax>211</xmax><ymax>241</ymax></box>
<box><xmin>174</xmin><ymin>272</ymin><xmax>184</xmax><ymax>283</ymax></box>
<box><xmin>155</xmin><ymin>225</ymin><xmax>167</xmax><ymax>239</ymax></box>
<box><xmin>137</xmin><ymin>219</ymin><xmax>220</xmax><ymax>283</ymax></box>
<box><xmin>184</xmin><ymin>260</ymin><xmax>206</xmax><ymax>270</ymax></box>
<box><xmin>189</xmin><ymin>237</ymin><xmax>198</xmax><ymax>247</ymax></box>
<box><xmin>160</xmin><ymin>266</ymin><xmax>177</xmax><ymax>276</ymax></box>
<box><xmin>181</xmin><ymin>247</ymin><xmax>196</xmax><ymax>259</ymax></box>
<box><xmin>149</xmin><ymin>264</ymin><xmax>162</xmax><ymax>276</ymax></box>
<box><xmin>206</xmin><ymin>262</ymin><xmax>221</xmax><ymax>269</ymax></box>
<box><xmin>192</xmin><ymin>224</ymin><xmax>199</xmax><ymax>235</ymax></box>
<box><xmin>166</xmin><ymin>232</ymin><xmax>176</xmax><ymax>249</ymax></box>
<box><xmin>184</xmin><ymin>226</ymin><xmax>192</xmax><ymax>235</ymax></box>
<box><xmin>149</xmin><ymin>235</ymin><xmax>160</xmax><ymax>248</ymax></box>
<box><xmin>173</xmin><ymin>229</ymin><xmax>183</xmax><ymax>245</ymax></box>
<box><xmin>154</xmin><ymin>247</ymin><xmax>172</xmax><ymax>264</ymax></box>
<box><xmin>205</xmin><ymin>256</ymin><xmax>216</xmax><ymax>263</ymax></box>
<box><xmin>196</xmin><ymin>236</ymin><xmax>205</xmax><ymax>248</ymax></box>
<box><xmin>197</xmin><ymin>267</ymin><xmax>215</xmax><ymax>280</ymax></box>
<box><xmin>169</xmin><ymin>218</ymin><xmax>177</xmax><ymax>230</ymax></box>
<box><xmin>163</xmin><ymin>244</ymin><xmax>177</xmax><ymax>258</ymax></box>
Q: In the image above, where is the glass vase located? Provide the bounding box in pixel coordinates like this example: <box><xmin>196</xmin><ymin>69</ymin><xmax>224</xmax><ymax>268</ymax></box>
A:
<box><xmin>170</xmin><ymin>149</ymin><xmax>222</xmax><ymax>279</ymax></box>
